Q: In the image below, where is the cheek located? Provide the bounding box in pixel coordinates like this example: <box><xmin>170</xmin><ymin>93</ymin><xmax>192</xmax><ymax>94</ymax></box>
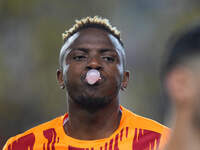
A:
<box><xmin>65</xmin><ymin>64</ymin><xmax>83</xmax><ymax>81</ymax></box>
<box><xmin>108</xmin><ymin>65</ymin><xmax>123</xmax><ymax>85</ymax></box>
<box><xmin>62</xmin><ymin>64</ymin><xmax>81</xmax><ymax>83</ymax></box>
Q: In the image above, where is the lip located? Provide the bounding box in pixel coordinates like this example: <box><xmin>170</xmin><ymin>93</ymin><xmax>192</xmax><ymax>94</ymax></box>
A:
<box><xmin>81</xmin><ymin>71</ymin><xmax>105</xmax><ymax>86</ymax></box>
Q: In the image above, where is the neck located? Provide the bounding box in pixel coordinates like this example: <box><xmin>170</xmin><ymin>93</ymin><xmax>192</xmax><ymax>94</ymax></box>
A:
<box><xmin>165</xmin><ymin>108</ymin><xmax>200</xmax><ymax>150</ymax></box>
<box><xmin>64</xmin><ymin>97</ymin><xmax>121</xmax><ymax>140</ymax></box>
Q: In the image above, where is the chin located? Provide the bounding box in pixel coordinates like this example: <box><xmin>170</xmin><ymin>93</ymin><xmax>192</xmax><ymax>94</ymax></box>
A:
<box><xmin>73</xmin><ymin>95</ymin><xmax>112</xmax><ymax>112</ymax></box>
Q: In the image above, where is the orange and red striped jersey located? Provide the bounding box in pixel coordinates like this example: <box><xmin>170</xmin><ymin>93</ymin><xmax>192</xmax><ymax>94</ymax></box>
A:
<box><xmin>3</xmin><ymin>106</ymin><xmax>169</xmax><ymax>150</ymax></box>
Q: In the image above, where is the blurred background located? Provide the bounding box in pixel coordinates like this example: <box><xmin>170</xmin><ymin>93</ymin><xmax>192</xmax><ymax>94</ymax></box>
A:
<box><xmin>1</xmin><ymin>0</ymin><xmax>200</xmax><ymax>148</ymax></box>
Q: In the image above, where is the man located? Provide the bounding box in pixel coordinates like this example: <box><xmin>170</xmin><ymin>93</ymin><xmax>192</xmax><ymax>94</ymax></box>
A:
<box><xmin>3</xmin><ymin>16</ymin><xmax>169</xmax><ymax>150</ymax></box>
<box><xmin>162</xmin><ymin>25</ymin><xmax>200</xmax><ymax>150</ymax></box>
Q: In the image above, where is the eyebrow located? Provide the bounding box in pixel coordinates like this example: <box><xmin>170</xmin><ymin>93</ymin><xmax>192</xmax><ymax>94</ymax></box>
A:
<box><xmin>99</xmin><ymin>48</ymin><xmax>116</xmax><ymax>53</ymax></box>
<box><xmin>71</xmin><ymin>48</ymin><xmax>88</xmax><ymax>53</ymax></box>
<box><xmin>71</xmin><ymin>48</ymin><xmax>116</xmax><ymax>53</ymax></box>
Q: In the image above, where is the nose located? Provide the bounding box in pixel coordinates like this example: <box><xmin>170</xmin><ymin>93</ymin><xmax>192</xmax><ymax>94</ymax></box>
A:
<box><xmin>86</xmin><ymin>57</ymin><xmax>102</xmax><ymax>70</ymax></box>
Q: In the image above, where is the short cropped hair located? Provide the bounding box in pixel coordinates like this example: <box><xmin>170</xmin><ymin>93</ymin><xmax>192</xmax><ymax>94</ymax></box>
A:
<box><xmin>62</xmin><ymin>16</ymin><xmax>124</xmax><ymax>46</ymax></box>
<box><xmin>162</xmin><ymin>25</ymin><xmax>200</xmax><ymax>77</ymax></box>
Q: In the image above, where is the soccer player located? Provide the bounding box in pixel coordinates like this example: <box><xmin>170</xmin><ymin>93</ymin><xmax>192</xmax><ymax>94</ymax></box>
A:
<box><xmin>3</xmin><ymin>16</ymin><xmax>169</xmax><ymax>150</ymax></box>
<box><xmin>162</xmin><ymin>25</ymin><xmax>200</xmax><ymax>150</ymax></box>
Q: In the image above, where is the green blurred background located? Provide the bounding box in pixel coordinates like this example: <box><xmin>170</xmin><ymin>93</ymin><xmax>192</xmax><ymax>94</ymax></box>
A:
<box><xmin>1</xmin><ymin>0</ymin><xmax>200</xmax><ymax>148</ymax></box>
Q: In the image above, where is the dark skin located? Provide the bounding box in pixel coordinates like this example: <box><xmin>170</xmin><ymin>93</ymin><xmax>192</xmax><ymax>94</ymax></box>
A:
<box><xmin>57</xmin><ymin>28</ymin><xmax>129</xmax><ymax>140</ymax></box>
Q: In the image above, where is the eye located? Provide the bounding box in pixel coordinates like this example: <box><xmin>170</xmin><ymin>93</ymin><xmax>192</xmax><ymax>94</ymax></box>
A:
<box><xmin>73</xmin><ymin>55</ymin><xmax>87</xmax><ymax>61</ymax></box>
<box><xmin>102</xmin><ymin>56</ymin><xmax>115</xmax><ymax>62</ymax></box>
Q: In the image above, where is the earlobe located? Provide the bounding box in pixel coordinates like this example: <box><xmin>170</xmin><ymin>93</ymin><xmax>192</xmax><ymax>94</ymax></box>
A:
<box><xmin>57</xmin><ymin>69</ymin><xmax>65</xmax><ymax>89</ymax></box>
<box><xmin>121</xmin><ymin>71</ymin><xmax>130</xmax><ymax>91</ymax></box>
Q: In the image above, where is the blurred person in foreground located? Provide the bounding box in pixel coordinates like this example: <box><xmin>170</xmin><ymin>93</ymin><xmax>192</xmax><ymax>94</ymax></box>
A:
<box><xmin>3</xmin><ymin>16</ymin><xmax>169</xmax><ymax>150</ymax></box>
<box><xmin>162</xmin><ymin>25</ymin><xmax>200</xmax><ymax>150</ymax></box>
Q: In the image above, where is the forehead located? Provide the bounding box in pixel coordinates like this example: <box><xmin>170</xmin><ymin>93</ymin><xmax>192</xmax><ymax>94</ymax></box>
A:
<box><xmin>69</xmin><ymin>28</ymin><xmax>118</xmax><ymax>49</ymax></box>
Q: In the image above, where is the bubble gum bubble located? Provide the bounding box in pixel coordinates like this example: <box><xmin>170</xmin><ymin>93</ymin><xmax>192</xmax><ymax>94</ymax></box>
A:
<box><xmin>86</xmin><ymin>69</ymin><xmax>101</xmax><ymax>85</ymax></box>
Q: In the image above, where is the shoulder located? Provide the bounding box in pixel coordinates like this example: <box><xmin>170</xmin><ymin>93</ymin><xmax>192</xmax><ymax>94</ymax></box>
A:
<box><xmin>121</xmin><ymin>106</ymin><xmax>170</xmax><ymax>148</ymax></box>
<box><xmin>121</xmin><ymin>106</ymin><xmax>170</xmax><ymax>133</ymax></box>
<box><xmin>16</xmin><ymin>115</ymin><xmax>63</xmax><ymax>136</ymax></box>
<box><xmin>3</xmin><ymin>115</ymin><xmax>64</xmax><ymax>150</ymax></box>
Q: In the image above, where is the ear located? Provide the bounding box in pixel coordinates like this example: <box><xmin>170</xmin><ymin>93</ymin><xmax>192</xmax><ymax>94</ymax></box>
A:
<box><xmin>165</xmin><ymin>67</ymin><xmax>195</xmax><ymax>106</ymax></box>
<box><xmin>57</xmin><ymin>69</ymin><xmax>65</xmax><ymax>89</ymax></box>
<box><xmin>121</xmin><ymin>71</ymin><xmax>130</xmax><ymax>91</ymax></box>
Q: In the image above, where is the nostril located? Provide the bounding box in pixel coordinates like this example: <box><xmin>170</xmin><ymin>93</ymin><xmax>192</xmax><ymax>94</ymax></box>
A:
<box><xmin>95</xmin><ymin>66</ymin><xmax>101</xmax><ymax>70</ymax></box>
<box><xmin>86</xmin><ymin>66</ymin><xmax>101</xmax><ymax>70</ymax></box>
<box><xmin>87</xmin><ymin>66</ymin><xmax>92</xmax><ymax>70</ymax></box>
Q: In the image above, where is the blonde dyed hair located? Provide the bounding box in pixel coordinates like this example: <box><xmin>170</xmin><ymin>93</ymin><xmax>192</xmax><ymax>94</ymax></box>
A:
<box><xmin>62</xmin><ymin>16</ymin><xmax>123</xmax><ymax>46</ymax></box>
